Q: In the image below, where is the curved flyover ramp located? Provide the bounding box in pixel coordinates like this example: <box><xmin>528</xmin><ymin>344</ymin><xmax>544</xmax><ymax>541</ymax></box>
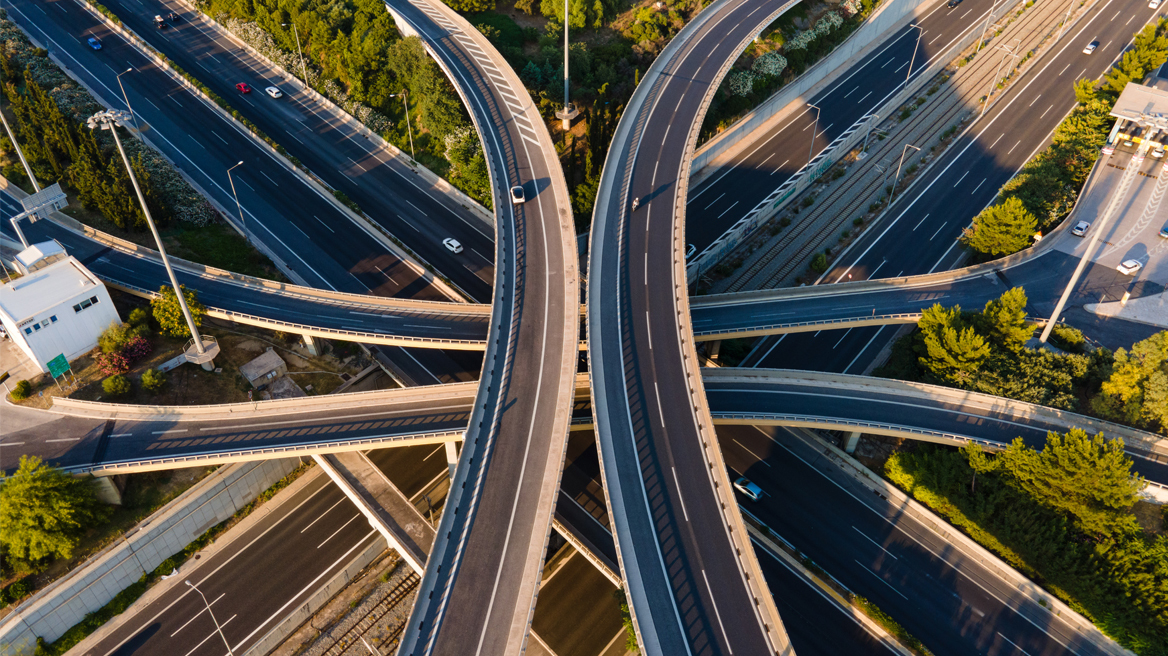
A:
<box><xmin>7</xmin><ymin>208</ymin><xmax>492</xmax><ymax>349</ymax></box>
<box><xmin>587</xmin><ymin>0</ymin><xmax>802</xmax><ymax>653</ymax></box>
<box><xmin>381</xmin><ymin>1</ymin><xmax>581</xmax><ymax>654</ymax></box>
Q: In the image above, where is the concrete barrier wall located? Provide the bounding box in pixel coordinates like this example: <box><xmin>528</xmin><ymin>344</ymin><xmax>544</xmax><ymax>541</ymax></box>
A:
<box><xmin>0</xmin><ymin>459</ymin><xmax>298</xmax><ymax>655</ymax></box>
<box><xmin>690</xmin><ymin>0</ymin><xmax>939</xmax><ymax>181</ymax></box>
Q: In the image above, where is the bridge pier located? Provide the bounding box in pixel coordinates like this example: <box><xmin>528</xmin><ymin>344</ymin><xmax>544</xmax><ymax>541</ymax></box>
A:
<box><xmin>706</xmin><ymin>340</ymin><xmax>722</xmax><ymax>362</ymax></box>
<box><xmin>445</xmin><ymin>441</ymin><xmax>459</xmax><ymax>481</ymax></box>
<box><xmin>90</xmin><ymin>476</ymin><xmax>123</xmax><ymax>505</ymax></box>
<box><xmin>302</xmin><ymin>334</ymin><xmax>320</xmax><ymax>356</ymax></box>
<box><xmin>843</xmin><ymin>431</ymin><xmax>862</xmax><ymax>455</ymax></box>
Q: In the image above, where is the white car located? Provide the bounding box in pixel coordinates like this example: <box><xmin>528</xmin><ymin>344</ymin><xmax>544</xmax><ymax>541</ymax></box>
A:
<box><xmin>1071</xmin><ymin>221</ymin><xmax>1091</xmax><ymax>237</ymax></box>
<box><xmin>1083</xmin><ymin>40</ymin><xmax>1099</xmax><ymax>55</ymax></box>
<box><xmin>1150</xmin><ymin>0</ymin><xmax>1160</xmax><ymax>9</ymax></box>
<box><xmin>1152</xmin><ymin>148</ymin><xmax>1165</xmax><ymax>159</ymax></box>
<box><xmin>265</xmin><ymin>86</ymin><xmax>283</xmax><ymax>99</ymax></box>
<box><xmin>510</xmin><ymin>185</ymin><xmax>526</xmax><ymax>204</ymax></box>
<box><xmin>1117</xmin><ymin>259</ymin><xmax>1142</xmax><ymax>275</ymax></box>
<box><xmin>733</xmin><ymin>477</ymin><xmax>763</xmax><ymax>502</ymax></box>
<box><xmin>442</xmin><ymin>238</ymin><xmax>463</xmax><ymax>253</ymax></box>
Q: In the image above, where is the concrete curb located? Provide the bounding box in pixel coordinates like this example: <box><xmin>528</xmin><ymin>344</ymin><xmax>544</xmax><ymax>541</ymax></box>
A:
<box><xmin>792</xmin><ymin>428</ymin><xmax>1135</xmax><ymax>656</ymax></box>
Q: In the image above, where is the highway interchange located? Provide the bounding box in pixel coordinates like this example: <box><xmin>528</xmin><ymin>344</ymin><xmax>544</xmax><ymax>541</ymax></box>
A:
<box><xmin>2</xmin><ymin>0</ymin><xmax>1166</xmax><ymax>653</ymax></box>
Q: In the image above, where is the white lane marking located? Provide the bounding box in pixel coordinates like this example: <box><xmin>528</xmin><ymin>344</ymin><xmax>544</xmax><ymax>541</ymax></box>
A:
<box><xmin>646</xmin><ymin>310</ymin><xmax>653</xmax><ymax>350</ymax></box>
<box><xmin>312</xmin><ymin>215</ymin><xmax>334</xmax><ymax>233</ymax></box>
<box><xmin>998</xmin><ymin>632</ymin><xmax>1033</xmax><ymax>655</ymax></box>
<box><xmin>300</xmin><ymin>498</ymin><xmax>346</xmax><ymax>534</ymax></box>
<box><xmin>853</xmin><ymin>526</ymin><xmax>898</xmax><ymax>559</ymax></box>
<box><xmin>702</xmin><ymin>569</ymin><xmax>734</xmax><ymax>654</ymax></box>
<box><xmin>930</xmin><ymin>223</ymin><xmax>947</xmax><ymax>240</ymax></box>
<box><xmin>152</xmin><ymin>429</ymin><xmax>187</xmax><ymax>435</ymax></box>
<box><xmin>970</xmin><ymin>178</ymin><xmax>985</xmax><ymax>194</ymax></box>
<box><xmin>717</xmin><ymin>201</ymin><xmax>739</xmax><ymax>218</ymax></box>
<box><xmin>844</xmin><ymin>325</ymin><xmax>887</xmax><ymax>374</ymax></box>
<box><xmin>833</xmin><ymin>328</ymin><xmax>854</xmax><ymax>349</ymax></box>
<box><xmin>989</xmin><ymin>133</ymin><xmax>1004</xmax><ymax>149</ymax></box>
<box><xmin>857</xmin><ymin>91</ymin><xmax>872</xmax><ymax>104</ymax></box>
<box><xmin>855</xmin><ymin>560</ymin><xmax>908</xmax><ymax>599</ymax></box>
<box><xmin>1040</xmin><ymin>104</ymin><xmax>1053</xmax><ymax>119</ymax></box>
<box><xmin>751</xmin><ymin>334</ymin><xmax>787</xmax><ymax>368</ymax></box>
<box><xmin>705</xmin><ymin>192</ymin><xmax>726</xmax><ymax>209</ymax></box>
<box><xmin>1008</xmin><ymin>140</ymin><xmax>1021</xmax><ymax>154</ymax></box>
<box><xmin>654</xmin><ymin>382</ymin><xmax>666</xmax><ymax>428</ymax></box>
<box><xmin>844</xmin><ymin>86</ymin><xmax>858</xmax><ymax>98</ymax></box>
<box><xmin>182</xmin><ymin>615</ymin><xmax>236</xmax><ymax>656</ymax></box>
<box><xmin>732</xmin><ymin>438</ymin><xmax>771</xmax><ymax>466</ymax></box>
<box><xmin>170</xmin><ymin>593</ymin><xmax>224</xmax><ymax>636</ymax></box>
<box><xmin>109</xmin><ymin>433</ymin><xmax>133</xmax><ymax>438</ymax></box>
<box><xmin>1028</xmin><ymin>94</ymin><xmax>1041</xmax><ymax>107</ymax></box>
<box><xmin>259</xmin><ymin>170</ymin><xmax>279</xmax><ymax>186</ymax></box>
<box><xmin>867</xmin><ymin>259</ymin><xmax>886</xmax><ymax>280</ymax></box>
<box><xmin>317</xmin><ymin>514</ymin><xmax>361</xmax><ymax>549</ymax></box>
<box><xmin>913</xmin><ymin>213</ymin><xmax>930</xmax><ymax>230</ymax></box>
<box><xmin>953</xmin><ymin>171</ymin><xmax>969</xmax><ymax>187</ymax></box>
<box><xmin>672</xmin><ymin>468</ymin><xmax>690</xmax><ymax>521</ymax></box>
<box><xmin>46</xmin><ymin>438</ymin><xmax>81</xmax><ymax>443</ymax></box>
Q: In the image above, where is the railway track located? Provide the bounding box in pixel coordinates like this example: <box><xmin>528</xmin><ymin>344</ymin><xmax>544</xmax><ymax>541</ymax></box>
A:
<box><xmin>716</xmin><ymin>0</ymin><xmax>1070</xmax><ymax>292</ymax></box>
<box><xmin>318</xmin><ymin>571</ymin><xmax>420</xmax><ymax>656</ymax></box>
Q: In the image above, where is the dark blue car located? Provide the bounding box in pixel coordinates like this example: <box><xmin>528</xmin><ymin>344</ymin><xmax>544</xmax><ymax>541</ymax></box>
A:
<box><xmin>87</xmin><ymin>37</ymin><xmax>102</xmax><ymax>50</ymax></box>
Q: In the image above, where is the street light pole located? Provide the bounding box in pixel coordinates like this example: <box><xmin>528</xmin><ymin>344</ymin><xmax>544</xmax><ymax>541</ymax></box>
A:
<box><xmin>186</xmin><ymin>581</ymin><xmax>235</xmax><ymax>656</ymax></box>
<box><xmin>283</xmin><ymin>22</ymin><xmax>308</xmax><ymax>88</ymax></box>
<box><xmin>0</xmin><ymin>109</ymin><xmax>40</xmax><ymax>192</ymax></box>
<box><xmin>88</xmin><ymin>109</ymin><xmax>207</xmax><ymax>360</ymax></box>
<box><xmin>887</xmin><ymin>143</ymin><xmax>921</xmax><ymax>206</ymax></box>
<box><xmin>904</xmin><ymin>24</ymin><xmax>923</xmax><ymax>90</ymax></box>
<box><xmin>981</xmin><ymin>41</ymin><xmax>1020</xmax><ymax>118</ymax></box>
<box><xmin>227</xmin><ymin>161</ymin><xmax>247</xmax><ymax>244</ymax></box>
<box><xmin>859</xmin><ymin>113</ymin><xmax>880</xmax><ymax>159</ymax></box>
<box><xmin>1056</xmin><ymin>0</ymin><xmax>1076</xmax><ymax>42</ymax></box>
<box><xmin>807</xmin><ymin>103</ymin><xmax>821</xmax><ymax>168</ymax></box>
<box><xmin>116</xmin><ymin>68</ymin><xmax>140</xmax><ymax>134</ymax></box>
<box><xmin>389</xmin><ymin>91</ymin><xmax>415</xmax><ymax>159</ymax></box>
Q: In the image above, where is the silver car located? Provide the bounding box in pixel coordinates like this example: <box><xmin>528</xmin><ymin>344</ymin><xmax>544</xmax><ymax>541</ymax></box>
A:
<box><xmin>1117</xmin><ymin>259</ymin><xmax>1142</xmax><ymax>275</ymax></box>
<box><xmin>1071</xmin><ymin>221</ymin><xmax>1090</xmax><ymax>237</ymax></box>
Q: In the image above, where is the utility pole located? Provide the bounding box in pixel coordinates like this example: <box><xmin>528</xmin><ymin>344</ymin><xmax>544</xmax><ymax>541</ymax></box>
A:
<box><xmin>807</xmin><ymin>103</ymin><xmax>822</xmax><ymax>168</ymax></box>
<box><xmin>116</xmin><ymin>68</ymin><xmax>140</xmax><ymax>134</ymax></box>
<box><xmin>858</xmin><ymin>113</ymin><xmax>880</xmax><ymax>160</ymax></box>
<box><xmin>227</xmin><ymin>161</ymin><xmax>247</xmax><ymax>244</ymax></box>
<box><xmin>1</xmin><ymin>109</ymin><xmax>40</xmax><ymax>192</ymax></box>
<box><xmin>186</xmin><ymin>581</ymin><xmax>235</xmax><ymax>656</ymax></box>
<box><xmin>282</xmin><ymin>22</ymin><xmax>309</xmax><ymax>88</ymax></box>
<box><xmin>981</xmin><ymin>40</ymin><xmax>1021</xmax><ymax>118</ymax></box>
<box><xmin>389</xmin><ymin>91</ymin><xmax>415</xmax><ymax>159</ymax></box>
<box><xmin>887</xmin><ymin>143</ymin><xmax>920</xmax><ymax>206</ymax></box>
<box><xmin>904</xmin><ymin>24</ymin><xmax>923</xmax><ymax>90</ymax></box>
<box><xmin>1056</xmin><ymin>0</ymin><xmax>1076</xmax><ymax>42</ymax></box>
<box><xmin>976</xmin><ymin>0</ymin><xmax>1003</xmax><ymax>54</ymax></box>
<box><xmin>88</xmin><ymin>109</ymin><xmax>217</xmax><ymax>369</ymax></box>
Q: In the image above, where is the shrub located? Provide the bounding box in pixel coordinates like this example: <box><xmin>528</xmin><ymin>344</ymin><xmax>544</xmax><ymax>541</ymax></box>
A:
<box><xmin>121</xmin><ymin>336</ymin><xmax>152</xmax><ymax>362</ymax></box>
<box><xmin>1049</xmin><ymin>324</ymin><xmax>1087</xmax><ymax>353</ymax></box>
<box><xmin>95</xmin><ymin>352</ymin><xmax>130</xmax><ymax>376</ymax></box>
<box><xmin>102</xmin><ymin>375</ymin><xmax>131</xmax><ymax>397</ymax></box>
<box><xmin>141</xmin><ymin>368</ymin><xmax>167</xmax><ymax>393</ymax></box>
<box><xmin>98</xmin><ymin>322</ymin><xmax>132</xmax><ymax>354</ymax></box>
<box><xmin>853</xmin><ymin>217</ymin><xmax>864</xmax><ymax>226</ymax></box>
<box><xmin>10</xmin><ymin>380</ymin><xmax>32</xmax><ymax>401</ymax></box>
<box><xmin>810</xmin><ymin>252</ymin><xmax>828</xmax><ymax>273</ymax></box>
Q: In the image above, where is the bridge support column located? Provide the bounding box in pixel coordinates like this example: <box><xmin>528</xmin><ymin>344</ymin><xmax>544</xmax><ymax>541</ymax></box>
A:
<box><xmin>445</xmin><ymin>441</ymin><xmax>459</xmax><ymax>481</ymax></box>
<box><xmin>90</xmin><ymin>476</ymin><xmax>123</xmax><ymax>505</ymax></box>
<box><xmin>707</xmin><ymin>340</ymin><xmax>721</xmax><ymax>362</ymax></box>
<box><xmin>302</xmin><ymin>334</ymin><xmax>320</xmax><ymax>356</ymax></box>
<box><xmin>843</xmin><ymin>431</ymin><xmax>862</xmax><ymax>455</ymax></box>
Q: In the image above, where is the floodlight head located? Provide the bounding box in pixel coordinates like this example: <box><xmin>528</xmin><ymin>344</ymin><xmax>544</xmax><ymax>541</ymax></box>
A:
<box><xmin>87</xmin><ymin>109</ymin><xmax>133</xmax><ymax>130</ymax></box>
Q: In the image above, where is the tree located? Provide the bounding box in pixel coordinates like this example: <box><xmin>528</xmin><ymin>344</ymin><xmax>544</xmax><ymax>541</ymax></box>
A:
<box><xmin>978</xmin><ymin>287</ymin><xmax>1031</xmax><ymax>351</ymax></box>
<box><xmin>1092</xmin><ymin>331</ymin><xmax>1168</xmax><ymax>432</ymax></box>
<box><xmin>141</xmin><ymin>368</ymin><xmax>167</xmax><ymax>393</ymax></box>
<box><xmin>151</xmin><ymin>285</ymin><xmax>206</xmax><ymax>338</ymax></box>
<box><xmin>0</xmin><ymin>456</ymin><xmax>107</xmax><ymax>563</ymax></box>
<box><xmin>916</xmin><ymin>303</ymin><xmax>991</xmax><ymax>387</ymax></box>
<box><xmin>102</xmin><ymin>374</ymin><xmax>132</xmax><ymax>397</ymax></box>
<box><xmin>962</xmin><ymin>197</ymin><xmax>1036</xmax><ymax>256</ymax></box>
<box><xmin>999</xmin><ymin>429</ymin><xmax>1144</xmax><ymax>536</ymax></box>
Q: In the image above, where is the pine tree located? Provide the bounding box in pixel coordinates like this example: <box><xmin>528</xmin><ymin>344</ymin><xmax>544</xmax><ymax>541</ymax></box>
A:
<box><xmin>0</xmin><ymin>456</ymin><xmax>107</xmax><ymax>563</ymax></box>
<box><xmin>979</xmin><ymin>287</ymin><xmax>1032</xmax><ymax>351</ymax></box>
<box><xmin>916</xmin><ymin>303</ymin><xmax>991</xmax><ymax>387</ymax></box>
<box><xmin>963</xmin><ymin>196</ymin><xmax>1036</xmax><ymax>256</ymax></box>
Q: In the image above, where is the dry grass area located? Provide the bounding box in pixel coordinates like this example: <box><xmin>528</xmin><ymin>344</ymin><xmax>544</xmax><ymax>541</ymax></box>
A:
<box><xmin>6</xmin><ymin>295</ymin><xmax>370</xmax><ymax>408</ymax></box>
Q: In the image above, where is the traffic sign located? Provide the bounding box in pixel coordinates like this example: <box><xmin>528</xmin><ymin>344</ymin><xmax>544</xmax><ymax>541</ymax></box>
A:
<box><xmin>46</xmin><ymin>353</ymin><xmax>70</xmax><ymax>378</ymax></box>
<box><xmin>21</xmin><ymin>182</ymin><xmax>68</xmax><ymax>221</ymax></box>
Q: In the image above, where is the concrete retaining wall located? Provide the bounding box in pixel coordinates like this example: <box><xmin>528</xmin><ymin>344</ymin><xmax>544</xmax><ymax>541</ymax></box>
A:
<box><xmin>0</xmin><ymin>459</ymin><xmax>299</xmax><ymax>656</ymax></box>
<box><xmin>690</xmin><ymin>0</ymin><xmax>940</xmax><ymax>182</ymax></box>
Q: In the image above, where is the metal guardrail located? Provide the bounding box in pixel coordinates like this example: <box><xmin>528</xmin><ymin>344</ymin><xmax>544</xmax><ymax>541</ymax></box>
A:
<box><xmin>712</xmin><ymin>412</ymin><xmax>1007</xmax><ymax>449</ymax></box>
<box><xmin>692</xmin><ymin>312</ymin><xmax>921</xmax><ymax>338</ymax></box>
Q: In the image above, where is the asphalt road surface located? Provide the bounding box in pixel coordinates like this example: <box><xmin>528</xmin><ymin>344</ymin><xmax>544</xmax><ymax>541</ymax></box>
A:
<box><xmin>747</xmin><ymin>0</ymin><xmax>1165</xmax><ymax>374</ymax></box>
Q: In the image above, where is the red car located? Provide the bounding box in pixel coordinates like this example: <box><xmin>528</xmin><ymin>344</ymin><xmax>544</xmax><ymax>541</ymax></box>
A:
<box><xmin>235</xmin><ymin>82</ymin><xmax>251</xmax><ymax>94</ymax></box>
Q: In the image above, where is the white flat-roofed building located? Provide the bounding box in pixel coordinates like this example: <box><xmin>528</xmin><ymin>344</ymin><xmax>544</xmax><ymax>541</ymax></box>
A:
<box><xmin>0</xmin><ymin>243</ymin><xmax>120</xmax><ymax>374</ymax></box>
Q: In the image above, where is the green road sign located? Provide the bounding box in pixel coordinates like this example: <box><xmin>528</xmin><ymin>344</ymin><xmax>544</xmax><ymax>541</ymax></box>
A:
<box><xmin>46</xmin><ymin>354</ymin><xmax>69</xmax><ymax>378</ymax></box>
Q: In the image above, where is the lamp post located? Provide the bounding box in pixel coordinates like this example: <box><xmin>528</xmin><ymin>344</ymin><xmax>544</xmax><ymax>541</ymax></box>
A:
<box><xmin>87</xmin><ymin>109</ymin><xmax>212</xmax><ymax>367</ymax></box>
<box><xmin>807</xmin><ymin>102</ymin><xmax>821</xmax><ymax>168</ymax></box>
<box><xmin>1056</xmin><ymin>0</ymin><xmax>1076</xmax><ymax>41</ymax></box>
<box><xmin>116</xmin><ymin>68</ymin><xmax>140</xmax><ymax>134</ymax></box>
<box><xmin>904</xmin><ymin>24</ymin><xmax>923</xmax><ymax>91</ymax></box>
<box><xmin>388</xmin><ymin>91</ymin><xmax>415</xmax><ymax>159</ymax></box>
<box><xmin>186</xmin><ymin>580</ymin><xmax>235</xmax><ymax>656</ymax></box>
<box><xmin>282</xmin><ymin>22</ymin><xmax>308</xmax><ymax>88</ymax></box>
<box><xmin>227</xmin><ymin>161</ymin><xmax>247</xmax><ymax>244</ymax></box>
<box><xmin>887</xmin><ymin>143</ymin><xmax>920</xmax><ymax>206</ymax></box>
<box><xmin>0</xmin><ymin>109</ymin><xmax>40</xmax><ymax>192</ymax></box>
<box><xmin>981</xmin><ymin>41</ymin><xmax>1021</xmax><ymax>118</ymax></box>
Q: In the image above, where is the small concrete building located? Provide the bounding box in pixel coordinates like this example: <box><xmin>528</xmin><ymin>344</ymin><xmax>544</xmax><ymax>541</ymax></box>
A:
<box><xmin>0</xmin><ymin>242</ymin><xmax>120</xmax><ymax>374</ymax></box>
<box><xmin>240</xmin><ymin>348</ymin><xmax>287</xmax><ymax>388</ymax></box>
